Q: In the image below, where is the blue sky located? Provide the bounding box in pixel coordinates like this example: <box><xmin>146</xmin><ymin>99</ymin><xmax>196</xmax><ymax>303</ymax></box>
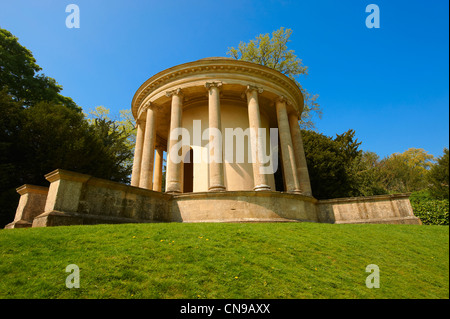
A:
<box><xmin>1</xmin><ymin>0</ymin><xmax>448</xmax><ymax>158</ymax></box>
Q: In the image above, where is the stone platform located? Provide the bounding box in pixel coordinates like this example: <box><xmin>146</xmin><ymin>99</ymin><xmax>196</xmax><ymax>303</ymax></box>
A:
<box><xmin>5</xmin><ymin>169</ymin><xmax>421</xmax><ymax>229</ymax></box>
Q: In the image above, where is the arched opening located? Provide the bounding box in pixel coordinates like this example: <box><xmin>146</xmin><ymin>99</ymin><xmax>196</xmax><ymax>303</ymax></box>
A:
<box><xmin>183</xmin><ymin>148</ymin><xmax>194</xmax><ymax>193</ymax></box>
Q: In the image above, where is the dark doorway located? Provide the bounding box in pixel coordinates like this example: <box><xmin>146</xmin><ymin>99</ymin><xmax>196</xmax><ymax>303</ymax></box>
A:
<box><xmin>183</xmin><ymin>148</ymin><xmax>194</xmax><ymax>193</ymax></box>
<box><xmin>274</xmin><ymin>139</ymin><xmax>285</xmax><ymax>191</ymax></box>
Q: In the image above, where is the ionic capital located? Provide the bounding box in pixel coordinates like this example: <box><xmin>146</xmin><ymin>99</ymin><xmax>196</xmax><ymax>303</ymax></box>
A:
<box><xmin>205</xmin><ymin>81</ymin><xmax>223</xmax><ymax>91</ymax></box>
<box><xmin>137</xmin><ymin>101</ymin><xmax>152</xmax><ymax>122</ymax></box>
<box><xmin>135</xmin><ymin>119</ymin><xmax>144</xmax><ymax>128</ymax></box>
<box><xmin>246</xmin><ymin>85</ymin><xmax>264</xmax><ymax>95</ymax></box>
<box><xmin>155</xmin><ymin>144</ymin><xmax>164</xmax><ymax>151</ymax></box>
<box><xmin>277</xmin><ymin>95</ymin><xmax>287</xmax><ymax>103</ymax></box>
<box><xmin>166</xmin><ymin>88</ymin><xmax>184</xmax><ymax>98</ymax></box>
<box><xmin>274</xmin><ymin>95</ymin><xmax>294</xmax><ymax>108</ymax></box>
<box><xmin>141</xmin><ymin>101</ymin><xmax>153</xmax><ymax>111</ymax></box>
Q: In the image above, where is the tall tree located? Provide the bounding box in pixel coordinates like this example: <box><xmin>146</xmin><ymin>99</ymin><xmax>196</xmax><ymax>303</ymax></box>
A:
<box><xmin>0</xmin><ymin>90</ymin><xmax>134</xmax><ymax>227</ymax></box>
<box><xmin>351</xmin><ymin>151</ymin><xmax>387</xmax><ymax>196</ymax></box>
<box><xmin>88</xmin><ymin>117</ymin><xmax>133</xmax><ymax>183</ymax></box>
<box><xmin>0</xmin><ymin>28</ymin><xmax>78</xmax><ymax>110</ymax></box>
<box><xmin>302</xmin><ymin>129</ymin><xmax>363</xmax><ymax>199</ymax></box>
<box><xmin>377</xmin><ymin>148</ymin><xmax>434</xmax><ymax>193</ymax></box>
<box><xmin>7</xmin><ymin>98</ymin><xmax>132</xmax><ymax>186</ymax></box>
<box><xmin>86</xmin><ymin>106</ymin><xmax>137</xmax><ymax>153</ymax></box>
<box><xmin>227</xmin><ymin>27</ymin><xmax>321</xmax><ymax>129</ymax></box>
<box><xmin>427</xmin><ymin>148</ymin><xmax>449</xmax><ymax>199</ymax></box>
<box><xmin>0</xmin><ymin>89</ymin><xmax>23</xmax><ymax>227</ymax></box>
<box><xmin>0</xmin><ymin>28</ymin><xmax>134</xmax><ymax>227</ymax></box>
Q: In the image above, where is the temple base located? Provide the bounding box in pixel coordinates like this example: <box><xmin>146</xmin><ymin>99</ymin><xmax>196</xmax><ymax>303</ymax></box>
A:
<box><xmin>5</xmin><ymin>169</ymin><xmax>422</xmax><ymax>228</ymax></box>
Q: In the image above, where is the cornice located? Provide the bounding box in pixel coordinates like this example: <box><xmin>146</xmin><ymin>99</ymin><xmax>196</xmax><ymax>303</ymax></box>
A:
<box><xmin>131</xmin><ymin>58</ymin><xmax>304</xmax><ymax>119</ymax></box>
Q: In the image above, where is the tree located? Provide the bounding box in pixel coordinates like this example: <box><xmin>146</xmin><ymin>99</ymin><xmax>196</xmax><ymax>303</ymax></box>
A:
<box><xmin>377</xmin><ymin>148</ymin><xmax>434</xmax><ymax>193</ymax></box>
<box><xmin>0</xmin><ymin>27</ymin><xmax>78</xmax><ymax>110</ymax></box>
<box><xmin>427</xmin><ymin>148</ymin><xmax>449</xmax><ymax>199</ymax></box>
<box><xmin>88</xmin><ymin>117</ymin><xmax>133</xmax><ymax>183</ymax></box>
<box><xmin>11</xmin><ymin>99</ymin><xmax>132</xmax><ymax>186</ymax></box>
<box><xmin>86</xmin><ymin>106</ymin><xmax>137</xmax><ymax>169</ymax></box>
<box><xmin>302</xmin><ymin>129</ymin><xmax>363</xmax><ymax>199</ymax></box>
<box><xmin>227</xmin><ymin>27</ymin><xmax>321</xmax><ymax>129</ymax></box>
<box><xmin>0</xmin><ymin>90</ymin><xmax>134</xmax><ymax>227</ymax></box>
<box><xmin>0</xmin><ymin>28</ymin><xmax>135</xmax><ymax>227</ymax></box>
<box><xmin>0</xmin><ymin>89</ymin><xmax>24</xmax><ymax>227</ymax></box>
<box><xmin>301</xmin><ymin>128</ymin><xmax>391</xmax><ymax>199</ymax></box>
<box><xmin>351</xmin><ymin>151</ymin><xmax>387</xmax><ymax>196</ymax></box>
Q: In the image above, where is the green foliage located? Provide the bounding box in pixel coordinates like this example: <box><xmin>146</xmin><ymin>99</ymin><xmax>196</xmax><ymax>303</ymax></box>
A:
<box><xmin>410</xmin><ymin>190</ymin><xmax>449</xmax><ymax>226</ymax></box>
<box><xmin>302</xmin><ymin>127</ymin><xmax>449</xmax><ymax>227</ymax></box>
<box><xmin>0</xmin><ymin>89</ymin><xmax>22</xmax><ymax>227</ymax></box>
<box><xmin>427</xmin><ymin>148</ymin><xmax>449</xmax><ymax>200</ymax></box>
<box><xmin>0</xmin><ymin>223</ymin><xmax>448</xmax><ymax>298</ymax></box>
<box><xmin>88</xmin><ymin>117</ymin><xmax>133</xmax><ymax>182</ymax></box>
<box><xmin>0</xmin><ymin>29</ymin><xmax>135</xmax><ymax>227</ymax></box>
<box><xmin>18</xmin><ymin>100</ymin><xmax>91</xmax><ymax>183</ymax></box>
<box><xmin>0</xmin><ymin>90</ymin><xmax>133</xmax><ymax>227</ymax></box>
<box><xmin>351</xmin><ymin>151</ymin><xmax>388</xmax><ymax>196</ymax></box>
<box><xmin>377</xmin><ymin>148</ymin><xmax>434</xmax><ymax>193</ymax></box>
<box><xmin>302</xmin><ymin>129</ymin><xmax>365</xmax><ymax>199</ymax></box>
<box><xmin>86</xmin><ymin>106</ymin><xmax>137</xmax><ymax>168</ymax></box>
<box><xmin>0</xmin><ymin>91</ymin><xmax>133</xmax><ymax>183</ymax></box>
<box><xmin>227</xmin><ymin>28</ymin><xmax>308</xmax><ymax>76</ymax></box>
<box><xmin>0</xmin><ymin>28</ymin><xmax>78</xmax><ymax>110</ymax></box>
<box><xmin>227</xmin><ymin>27</ymin><xmax>321</xmax><ymax>129</ymax></box>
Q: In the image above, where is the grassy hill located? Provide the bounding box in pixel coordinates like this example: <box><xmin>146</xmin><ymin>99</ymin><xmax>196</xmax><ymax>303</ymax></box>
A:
<box><xmin>0</xmin><ymin>222</ymin><xmax>448</xmax><ymax>299</ymax></box>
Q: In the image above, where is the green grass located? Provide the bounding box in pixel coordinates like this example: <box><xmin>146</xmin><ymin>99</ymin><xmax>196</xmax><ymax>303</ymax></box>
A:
<box><xmin>0</xmin><ymin>222</ymin><xmax>448</xmax><ymax>299</ymax></box>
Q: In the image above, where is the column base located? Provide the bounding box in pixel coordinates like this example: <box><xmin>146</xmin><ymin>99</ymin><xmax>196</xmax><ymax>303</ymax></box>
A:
<box><xmin>166</xmin><ymin>182</ymin><xmax>182</xmax><ymax>194</ymax></box>
<box><xmin>208</xmin><ymin>185</ymin><xmax>226</xmax><ymax>192</ymax></box>
<box><xmin>253</xmin><ymin>184</ymin><xmax>271</xmax><ymax>191</ymax></box>
<box><xmin>165</xmin><ymin>191</ymin><xmax>182</xmax><ymax>195</ymax></box>
<box><xmin>287</xmin><ymin>190</ymin><xmax>303</xmax><ymax>194</ymax></box>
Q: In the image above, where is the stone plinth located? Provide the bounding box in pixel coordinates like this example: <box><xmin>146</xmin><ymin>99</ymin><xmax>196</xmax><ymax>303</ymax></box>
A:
<box><xmin>4</xmin><ymin>185</ymin><xmax>48</xmax><ymax>229</ymax></box>
<box><xmin>172</xmin><ymin>191</ymin><xmax>318</xmax><ymax>223</ymax></box>
<box><xmin>32</xmin><ymin>169</ymin><xmax>173</xmax><ymax>227</ymax></box>
<box><xmin>3</xmin><ymin>169</ymin><xmax>418</xmax><ymax>228</ymax></box>
<box><xmin>317</xmin><ymin>194</ymin><xmax>422</xmax><ymax>224</ymax></box>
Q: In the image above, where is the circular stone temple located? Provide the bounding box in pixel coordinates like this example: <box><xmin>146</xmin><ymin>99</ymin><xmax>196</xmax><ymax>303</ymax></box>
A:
<box><xmin>130</xmin><ymin>57</ymin><xmax>312</xmax><ymax>195</ymax></box>
<box><xmin>5</xmin><ymin>57</ymin><xmax>422</xmax><ymax>228</ymax></box>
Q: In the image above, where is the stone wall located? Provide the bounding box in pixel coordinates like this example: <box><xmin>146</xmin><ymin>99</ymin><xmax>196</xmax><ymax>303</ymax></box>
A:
<box><xmin>172</xmin><ymin>191</ymin><xmax>318</xmax><ymax>223</ymax></box>
<box><xmin>316</xmin><ymin>194</ymin><xmax>421</xmax><ymax>224</ymax></box>
<box><xmin>4</xmin><ymin>169</ymin><xmax>421</xmax><ymax>228</ymax></box>
<box><xmin>32</xmin><ymin>169</ymin><xmax>173</xmax><ymax>227</ymax></box>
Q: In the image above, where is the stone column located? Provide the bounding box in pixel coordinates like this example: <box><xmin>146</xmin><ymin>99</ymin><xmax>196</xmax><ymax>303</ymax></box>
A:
<box><xmin>153</xmin><ymin>146</ymin><xmax>163</xmax><ymax>192</ymax></box>
<box><xmin>288</xmin><ymin>112</ymin><xmax>312</xmax><ymax>196</ymax></box>
<box><xmin>130</xmin><ymin>119</ymin><xmax>145</xmax><ymax>187</ymax></box>
<box><xmin>139</xmin><ymin>103</ymin><xmax>156</xmax><ymax>190</ymax></box>
<box><xmin>276</xmin><ymin>97</ymin><xmax>301</xmax><ymax>193</ymax></box>
<box><xmin>246</xmin><ymin>85</ymin><xmax>271</xmax><ymax>191</ymax></box>
<box><xmin>206</xmin><ymin>82</ymin><xmax>226</xmax><ymax>191</ymax></box>
<box><xmin>165</xmin><ymin>88</ymin><xmax>183</xmax><ymax>193</ymax></box>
